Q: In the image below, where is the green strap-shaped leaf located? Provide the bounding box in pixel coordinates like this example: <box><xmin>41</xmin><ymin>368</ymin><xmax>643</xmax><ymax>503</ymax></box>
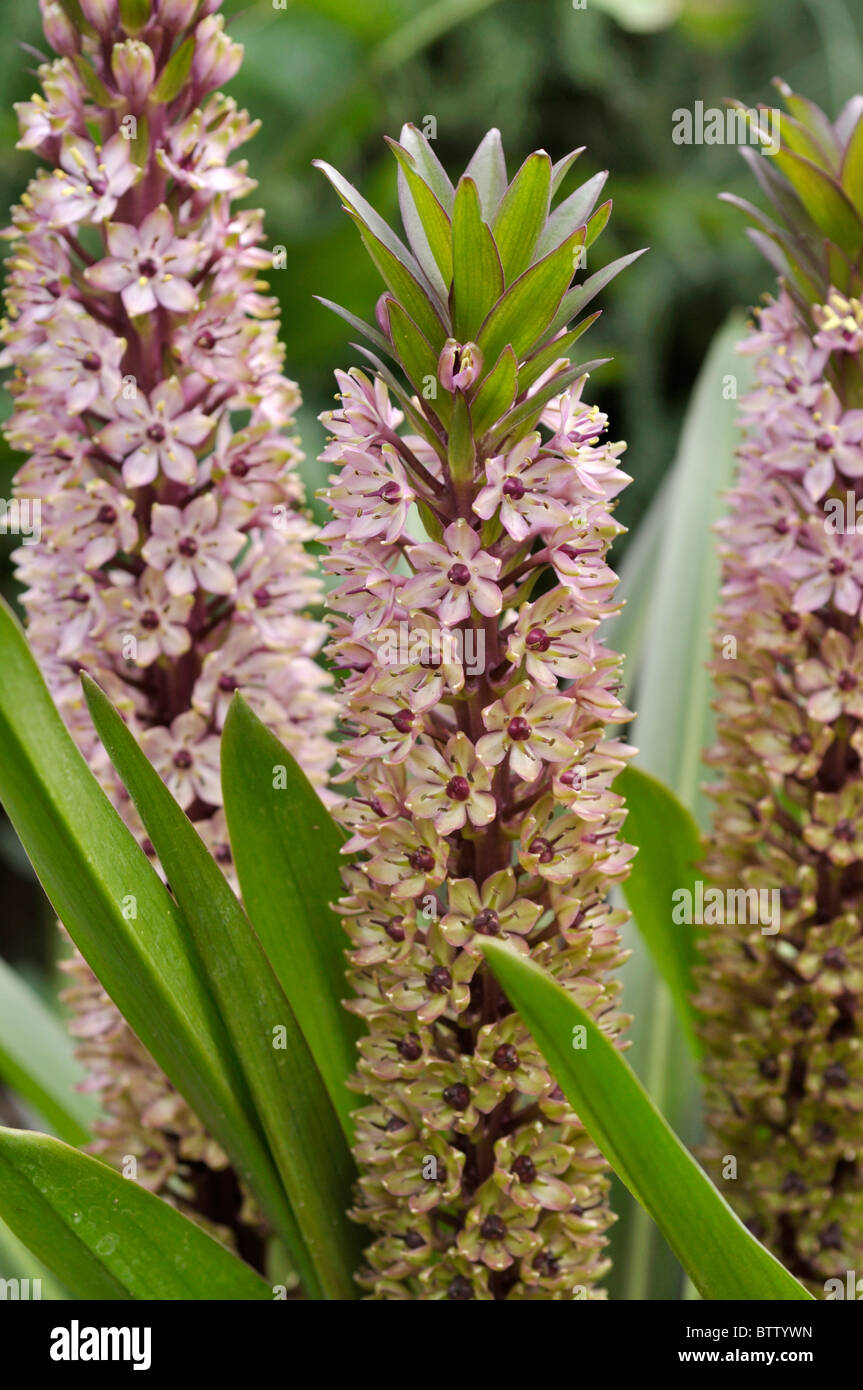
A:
<box><xmin>452</xmin><ymin>176</ymin><xmax>504</xmax><ymax>342</ymax></box>
<box><xmin>221</xmin><ymin>696</ymin><xmax>361</xmax><ymax>1142</ymax></box>
<box><xmin>0</xmin><ymin>601</ymin><xmax>298</xmax><ymax>1268</ymax></box>
<box><xmin>613</xmin><ymin>314</ymin><xmax>755</xmax><ymax>1301</ymax></box>
<box><xmin>493</xmin><ymin>152</ymin><xmax>552</xmax><ymax>282</ymax></box>
<box><xmin>481</xmin><ymin>943</ymin><xmax>814</xmax><ymax>1303</ymax></box>
<box><xmin>0</xmin><ymin>1214</ymin><xmax>70</xmax><ymax>1300</ymax></box>
<box><xmin>83</xmin><ymin>679</ymin><xmax>362</xmax><ymax>1301</ymax></box>
<box><xmin>314</xmin><ymin>296</ymin><xmax>394</xmax><ymax>358</ymax></box>
<box><xmin>617</xmin><ymin>766</ymin><xmax>704</xmax><ymax>1058</ymax></box>
<box><xmin>0</xmin><ymin>1128</ymin><xmax>271</xmax><ymax>1301</ymax></box>
<box><xmin>0</xmin><ymin>956</ymin><xmax>97</xmax><ymax>1146</ymax></box>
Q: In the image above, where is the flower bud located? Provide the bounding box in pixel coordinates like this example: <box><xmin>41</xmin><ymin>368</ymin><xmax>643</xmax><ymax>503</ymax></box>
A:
<box><xmin>80</xmin><ymin>0</ymin><xmax>119</xmax><ymax>31</ymax></box>
<box><xmin>111</xmin><ymin>39</ymin><xmax>156</xmax><ymax>105</ymax></box>
<box><xmin>192</xmin><ymin>15</ymin><xmax>243</xmax><ymax>93</ymax></box>
<box><xmin>156</xmin><ymin>0</ymin><xmax>198</xmax><ymax>27</ymax></box>
<box><xmin>40</xmin><ymin>1</ymin><xmax>80</xmax><ymax>56</ymax></box>
<box><xmin>438</xmin><ymin>337</ymin><xmax>482</xmax><ymax>392</ymax></box>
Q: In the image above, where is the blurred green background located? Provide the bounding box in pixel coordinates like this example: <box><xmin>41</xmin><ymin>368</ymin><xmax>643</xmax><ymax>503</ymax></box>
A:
<box><xmin>0</xmin><ymin>0</ymin><xmax>861</xmax><ymax>1264</ymax></box>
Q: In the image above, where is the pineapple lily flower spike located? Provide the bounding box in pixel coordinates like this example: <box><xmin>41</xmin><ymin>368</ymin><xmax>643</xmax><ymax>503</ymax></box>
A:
<box><xmin>698</xmin><ymin>81</ymin><xmax>863</xmax><ymax>1293</ymax></box>
<box><xmin>316</xmin><ymin>128</ymin><xmax>645</xmax><ymax>1300</ymax></box>
<box><xmin>0</xmin><ymin>0</ymin><xmax>336</xmax><ymax>1240</ymax></box>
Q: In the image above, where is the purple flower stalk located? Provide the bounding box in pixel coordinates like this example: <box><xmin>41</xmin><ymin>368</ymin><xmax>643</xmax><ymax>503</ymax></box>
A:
<box><xmin>1</xmin><ymin>0</ymin><xmax>334</xmax><ymax>1230</ymax></box>
<box><xmin>318</xmin><ymin>129</ymin><xmax>637</xmax><ymax>1299</ymax></box>
<box><xmin>699</xmin><ymin>85</ymin><xmax>863</xmax><ymax>1289</ymax></box>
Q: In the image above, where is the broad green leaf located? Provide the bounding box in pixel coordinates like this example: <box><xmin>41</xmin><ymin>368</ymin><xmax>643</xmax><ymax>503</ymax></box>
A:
<box><xmin>617</xmin><ymin>766</ymin><xmax>703</xmax><ymax>1058</ymax></box>
<box><xmin>477</xmin><ymin>228</ymin><xmax>584</xmax><ymax>369</ymax></box>
<box><xmin>773</xmin><ymin>149</ymin><xmax>863</xmax><ymax>258</ymax></box>
<box><xmin>615</xmin><ymin>314</ymin><xmax>754</xmax><ymax>1301</ymax></box>
<box><xmin>493</xmin><ymin>152</ymin><xmax>551</xmax><ymax>282</ymax></box>
<box><xmin>221</xmin><ymin>696</ymin><xmax>361</xmax><ymax>1142</ymax></box>
<box><xmin>470</xmin><ymin>345</ymin><xmax>518</xmax><ymax>438</ymax></box>
<box><xmin>534</xmin><ymin>170</ymin><xmax>608</xmax><ymax>260</ymax></box>
<box><xmin>481</xmin><ymin>944</ymin><xmax>813</xmax><ymax>1303</ymax></box>
<box><xmin>452</xmin><ymin>177</ymin><xmax>504</xmax><ymax>342</ymax></box>
<box><xmin>549</xmin><ymin>248</ymin><xmax>647</xmax><ymax>335</ymax></box>
<box><xmin>352</xmin><ymin>216</ymin><xmax>448</xmax><ymax>353</ymax></box>
<box><xmin>0</xmin><ymin>1214</ymin><xmax>70</xmax><ymax>1300</ymax></box>
<box><xmin>83</xmin><ymin>679</ymin><xmax>361</xmax><ymax>1301</ymax></box>
<box><xmin>633</xmin><ymin>314</ymin><xmax>754</xmax><ymax>826</ymax></box>
<box><xmin>0</xmin><ymin>1128</ymin><xmax>271</xmax><ymax>1301</ymax></box>
<box><xmin>0</xmin><ymin>956</ymin><xmax>96</xmax><ymax>1146</ymax></box>
<box><xmin>386</xmin><ymin>299</ymin><xmax>451</xmax><ymax>427</ymax></box>
<box><xmin>0</xmin><ymin>601</ymin><xmax>297</xmax><ymax>1273</ymax></box>
<box><xmin>152</xmin><ymin>35</ymin><xmax>195</xmax><ymax>104</ymax></box>
<box><xmin>463</xmin><ymin>128</ymin><xmax>508</xmax><ymax>219</ymax></box>
<box><xmin>606</xmin><ymin>467</ymin><xmax>673</xmax><ymax>715</ymax></box>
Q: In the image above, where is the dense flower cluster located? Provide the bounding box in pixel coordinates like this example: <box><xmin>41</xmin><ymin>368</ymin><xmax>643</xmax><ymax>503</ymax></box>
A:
<box><xmin>319</xmin><ymin>129</ymin><xmax>637</xmax><ymax>1299</ymax></box>
<box><xmin>1</xmin><ymin>0</ymin><xmax>334</xmax><ymax>1230</ymax></box>
<box><xmin>698</xmin><ymin>288</ymin><xmax>863</xmax><ymax>1288</ymax></box>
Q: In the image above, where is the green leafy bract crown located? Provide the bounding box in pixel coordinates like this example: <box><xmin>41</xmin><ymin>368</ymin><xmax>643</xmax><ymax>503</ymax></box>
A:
<box><xmin>728</xmin><ymin>81</ymin><xmax>863</xmax><ymax>313</ymax></box>
<box><xmin>315</xmin><ymin>125</ymin><xmax>644</xmax><ymax>462</ymax></box>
